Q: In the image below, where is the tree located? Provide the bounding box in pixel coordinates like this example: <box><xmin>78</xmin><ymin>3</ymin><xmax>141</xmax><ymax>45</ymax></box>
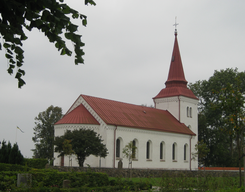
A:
<box><xmin>0</xmin><ymin>0</ymin><xmax>96</xmax><ymax>88</ymax></box>
<box><xmin>32</xmin><ymin>105</ymin><xmax>63</xmax><ymax>162</ymax></box>
<box><xmin>212</xmin><ymin>79</ymin><xmax>245</xmax><ymax>187</ymax></box>
<box><xmin>9</xmin><ymin>143</ymin><xmax>24</xmax><ymax>165</ymax></box>
<box><xmin>0</xmin><ymin>140</ymin><xmax>24</xmax><ymax>165</ymax></box>
<box><xmin>192</xmin><ymin>140</ymin><xmax>210</xmax><ymax>167</ymax></box>
<box><xmin>0</xmin><ymin>140</ymin><xmax>8</xmax><ymax>163</ymax></box>
<box><xmin>54</xmin><ymin>129</ymin><xmax>108</xmax><ymax>167</ymax></box>
<box><xmin>62</xmin><ymin>139</ymin><xmax>74</xmax><ymax>166</ymax></box>
<box><xmin>122</xmin><ymin>141</ymin><xmax>137</xmax><ymax>169</ymax></box>
<box><xmin>189</xmin><ymin>68</ymin><xmax>245</xmax><ymax>167</ymax></box>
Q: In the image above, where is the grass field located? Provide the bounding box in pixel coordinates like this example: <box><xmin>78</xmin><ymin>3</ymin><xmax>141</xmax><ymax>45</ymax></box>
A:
<box><xmin>109</xmin><ymin>175</ymin><xmax>245</xmax><ymax>191</ymax></box>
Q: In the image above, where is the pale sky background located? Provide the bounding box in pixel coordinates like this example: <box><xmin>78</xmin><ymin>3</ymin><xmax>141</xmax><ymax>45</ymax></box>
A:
<box><xmin>0</xmin><ymin>0</ymin><xmax>245</xmax><ymax>158</ymax></box>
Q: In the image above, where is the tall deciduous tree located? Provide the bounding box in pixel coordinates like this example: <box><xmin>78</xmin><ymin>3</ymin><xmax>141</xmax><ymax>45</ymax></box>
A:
<box><xmin>54</xmin><ymin>129</ymin><xmax>108</xmax><ymax>167</ymax></box>
<box><xmin>0</xmin><ymin>0</ymin><xmax>96</xmax><ymax>88</ymax></box>
<box><xmin>189</xmin><ymin>68</ymin><xmax>245</xmax><ymax>167</ymax></box>
<box><xmin>32</xmin><ymin>105</ymin><xmax>63</xmax><ymax>162</ymax></box>
<box><xmin>213</xmin><ymin>79</ymin><xmax>245</xmax><ymax>187</ymax></box>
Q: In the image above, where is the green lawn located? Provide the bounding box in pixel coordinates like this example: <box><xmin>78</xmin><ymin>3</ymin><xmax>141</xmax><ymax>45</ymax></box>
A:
<box><xmin>109</xmin><ymin>176</ymin><xmax>244</xmax><ymax>191</ymax></box>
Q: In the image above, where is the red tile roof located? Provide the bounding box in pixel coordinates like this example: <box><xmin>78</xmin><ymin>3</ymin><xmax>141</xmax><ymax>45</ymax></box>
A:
<box><xmin>154</xmin><ymin>32</ymin><xmax>198</xmax><ymax>100</ymax></box>
<box><xmin>154</xmin><ymin>86</ymin><xmax>198</xmax><ymax>100</ymax></box>
<box><xmin>79</xmin><ymin>94</ymin><xmax>195</xmax><ymax>135</ymax></box>
<box><xmin>55</xmin><ymin>104</ymin><xmax>99</xmax><ymax>125</ymax></box>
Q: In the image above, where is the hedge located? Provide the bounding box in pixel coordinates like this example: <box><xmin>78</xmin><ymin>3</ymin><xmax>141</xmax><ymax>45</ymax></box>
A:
<box><xmin>24</xmin><ymin>158</ymin><xmax>48</xmax><ymax>169</ymax></box>
<box><xmin>0</xmin><ymin>163</ymin><xmax>31</xmax><ymax>172</ymax></box>
<box><xmin>0</xmin><ymin>169</ymin><xmax>110</xmax><ymax>190</ymax></box>
<box><xmin>28</xmin><ymin>170</ymin><xmax>109</xmax><ymax>188</ymax></box>
<box><xmin>0</xmin><ymin>169</ymin><xmax>152</xmax><ymax>191</ymax></box>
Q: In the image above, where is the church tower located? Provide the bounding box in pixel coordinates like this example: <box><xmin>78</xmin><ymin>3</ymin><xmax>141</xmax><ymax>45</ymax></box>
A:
<box><xmin>153</xmin><ymin>29</ymin><xmax>199</xmax><ymax>134</ymax></box>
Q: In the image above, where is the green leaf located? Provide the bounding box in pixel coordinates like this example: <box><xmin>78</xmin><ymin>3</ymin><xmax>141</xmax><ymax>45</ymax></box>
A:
<box><xmin>75</xmin><ymin>56</ymin><xmax>84</xmax><ymax>64</ymax></box>
<box><xmin>20</xmin><ymin>34</ymin><xmax>28</xmax><ymax>41</ymax></box>
<box><xmin>65</xmin><ymin>32</ymin><xmax>72</xmax><ymax>40</ymax></box>
<box><xmin>82</xmin><ymin>19</ymin><xmax>87</xmax><ymax>27</ymax></box>
<box><xmin>9</xmin><ymin>59</ymin><xmax>15</xmax><ymax>64</ymax></box>
<box><xmin>61</xmin><ymin>48</ymin><xmax>66</xmax><ymax>55</ymax></box>
<box><xmin>67</xmin><ymin>24</ymin><xmax>78</xmax><ymax>33</ymax></box>
<box><xmin>15</xmin><ymin>46</ymin><xmax>24</xmax><ymax>54</ymax></box>
<box><xmin>7</xmin><ymin>49</ymin><xmax>13</xmax><ymax>55</ymax></box>
<box><xmin>7</xmin><ymin>64</ymin><xmax>15</xmax><ymax>74</ymax></box>
<box><xmin>5</xmin><ymin>53</ymin><xmax>13</xmax><ymax>59</ymax></box>
<box><xmin>18</xmin><ymin>78</ymin><xmax>26</xmax><ymax>88</ymax></box>
<box><xmin>3</xmin><ymin>43</ymin><xmax>11</xmax><ymax>48</ymax></box>
<box><xmin>41</xmin><ymin>10</ymin><xmax>50</xmax><ymax>21</ymax></box>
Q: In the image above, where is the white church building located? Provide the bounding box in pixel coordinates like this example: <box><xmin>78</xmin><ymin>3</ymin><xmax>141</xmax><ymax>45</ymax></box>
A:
<box><xmin>54</xmin><ymin>30</ymin><xmax>199</xmax><ymax>170</ymax></box>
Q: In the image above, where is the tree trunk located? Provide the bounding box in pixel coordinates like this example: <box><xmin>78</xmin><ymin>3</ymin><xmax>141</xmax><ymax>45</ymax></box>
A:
<box><xmin>237</xmin><ymin>134</ymin><xmax>242</xmax><ymax>187</ymax></box>
<box><xmin>230</xmin><ymin>135</ymin><xmax>233</xmax><ymax>165</ymax></box>
<box><xmin>78</xmin><ymin>157</ymin><xmax>85</xmax><ymax>167</ymax></box>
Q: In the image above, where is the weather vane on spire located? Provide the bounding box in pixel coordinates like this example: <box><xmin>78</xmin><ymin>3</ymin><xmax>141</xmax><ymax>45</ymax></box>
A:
<box><xmin>173</xmin><ymin>17</ymin><xmax>179</xmax><ymax>34</ymax></box>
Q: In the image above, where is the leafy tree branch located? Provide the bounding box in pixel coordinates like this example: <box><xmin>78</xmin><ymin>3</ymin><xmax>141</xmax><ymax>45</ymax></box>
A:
<box><xmin>0</xmin><ymin>0</ymin><xmax>96</xmax><ymax>87</ymax></box>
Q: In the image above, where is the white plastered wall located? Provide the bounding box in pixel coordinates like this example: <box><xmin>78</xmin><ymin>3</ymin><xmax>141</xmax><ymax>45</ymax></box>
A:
<box><xmin>54</xmin><ymin>124</ymin><xmax>103</xmax><ymax>167</ymax></box>
<box><xmin>109</xmin><ymin>125</ymin><xmax>197</xmax><ymax>170</ymax></box>
<box><xmin>154</xmin><ymin>96</ymin><xmax>199</xmax><ymax>170</ymax></box>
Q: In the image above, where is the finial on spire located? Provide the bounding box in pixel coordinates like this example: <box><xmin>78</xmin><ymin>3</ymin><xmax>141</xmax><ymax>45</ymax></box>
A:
<box><xmin>173</xmin><ymin>17</ymin><xmax>179</xmax><ymax>35</ymax></box>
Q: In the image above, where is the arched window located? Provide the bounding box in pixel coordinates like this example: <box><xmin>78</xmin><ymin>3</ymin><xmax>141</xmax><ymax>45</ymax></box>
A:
<box><xmin>116</xmin><ymin>138</ymin><xmax>120</xmax><ymax>158</ymax></box>
<box><xmin>132</xmin><ymin>139</ymin><xmax>138</xmax><ymax>159</ymax></box>
<box><xmin>132</xmin><ymin>140</ymin><xmax>136</xmax><ymax>159</ymax></box>
<box><xmin>160</xmin><ymin>141</ymin><xmax>165</xmax><ymax>160</ymax></box>
<box><xmin>172</xmin><ymin>142</ymin><xmax>177</xmax><ymax>161</ymax></box>
<box><xmin>184</xmin><ymin>144</ymin><xmax>188</xmax><ymax>161</ymax></box>
<box><xmin>187</xmin><ymin>107</ymin><xmax>189</xmax><ymax>117</ymax></box>
<box><xmin>146</xmin><ymin>140</ymin><xmax>152</xmax><ymax>160</ymax></box>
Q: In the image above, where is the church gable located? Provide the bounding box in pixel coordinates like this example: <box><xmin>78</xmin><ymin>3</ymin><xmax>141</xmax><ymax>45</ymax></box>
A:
<box><xmin>55</xmin><ymin>104</ymin><xmax>99</xmax><ymax>125</ymax></box>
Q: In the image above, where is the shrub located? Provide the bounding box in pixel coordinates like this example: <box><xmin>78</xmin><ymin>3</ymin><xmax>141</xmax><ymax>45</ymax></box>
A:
<box><xmin>27</xmin><ymin>169</ymin><xmax>109</xmax><ymax>188</ymax></box>
<box><xmin>0</xmin><ymin>171</ymin><xmax>18</xmax><ymax>191</ymax></box>
<box><xmin>0</xmin><ymin>163</ymin><xmax>30</xmax><ymax>172</ymax></box>
<box><xmin>24</xmin><ymin>158</ymin><xmax>48</xmax><ymax>169</ymax></box>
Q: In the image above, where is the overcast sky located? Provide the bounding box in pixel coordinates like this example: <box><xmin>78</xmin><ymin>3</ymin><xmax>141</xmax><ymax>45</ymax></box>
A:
<box><xmin>1</xmin><ymin>0</ymin><xmax>245</xmax><ymax>158</ymax></box>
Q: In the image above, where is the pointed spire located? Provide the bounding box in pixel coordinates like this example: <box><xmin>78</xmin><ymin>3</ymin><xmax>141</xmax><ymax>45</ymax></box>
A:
<box><xmin>153</xmin><ymin>28</ymin><xmax>198</xmax><ymax>100</ymax></box>
<box><xmin>165</xmin><ymin>32</ymin><xmax>188</xmax><ymax>88</ymax></box>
